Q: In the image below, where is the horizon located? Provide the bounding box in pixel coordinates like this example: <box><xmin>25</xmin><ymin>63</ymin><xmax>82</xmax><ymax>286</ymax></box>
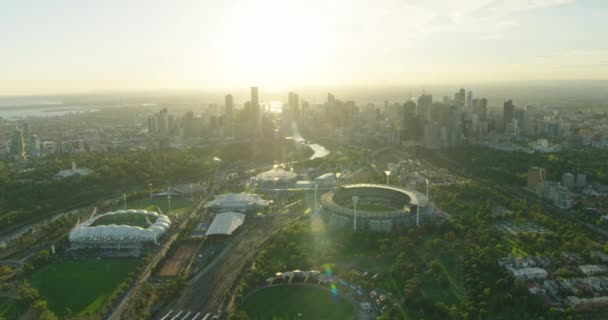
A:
<box><xmin>2</xmin><ymin>0</ymin><xmax>608</xmax><ymax>96</ymax></box>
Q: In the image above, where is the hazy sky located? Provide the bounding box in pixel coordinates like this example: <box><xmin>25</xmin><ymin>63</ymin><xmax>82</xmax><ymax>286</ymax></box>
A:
<box><xmin>1</xmin><ymin>0</ymin><xmax>607</xmax><ymax>95</ymax></box>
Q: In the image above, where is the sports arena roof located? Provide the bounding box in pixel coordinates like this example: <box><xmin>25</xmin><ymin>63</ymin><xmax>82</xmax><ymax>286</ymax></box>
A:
<box><xmin>340</xmin><ymin>183</ymin><xmax>428</xmax><ymax>206</ymax></box>
<box><xmin>204</xmin><ymin>192</ymin><xmax>269</xmax><ymax>211</ymax></box>
<box><xmin>206</xmin><ymin>212</ymin><xmax>245</xmax><ymax>236</ymax></box>
<box><xmin>69</xmin><ymin>210</ymin><xmax>171</xmax><ymax>245</ymax></box>
<box><xmin>255</xmin><ymin>169</ymin><xmax>298</xmax><ymax>182</ymax></box>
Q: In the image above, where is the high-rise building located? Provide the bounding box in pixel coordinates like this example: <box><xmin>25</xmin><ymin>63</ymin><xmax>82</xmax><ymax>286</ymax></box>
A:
<box><xmin>225</xmin><ymin>94</ymin><xmax>234</xmax><ymax>119</ymax></box>
<box><xmin>562</xmin><ymin>173</ymin><xmax>575</xmax><ymax>189</ymax></box>
<box><xmin>417</xmin><ymin>94</ymin><xmax>433</xmax><ymax>121</ymax></box>
<box><xmin>288</xmin><ymin>92</ymin><xmax>300</xmax><ymax>119</ymax></box>
<box><xmin>454</xmin><ymin>88</ymin><xmax>465</xmax><ymax>108</ymax></box>
<box><xmin>251</xmin><ymin>87</ymin><xmax>260</xmax><ymax>112</ymax></box>
<box><xmin>527</xmin><ymin>167</ymin><xmax>547</xmax><ymax>194</ymax></box>
<box><xmin>576</xmin><ymin>174</ymin><xmax>587</xmax><ymax>187</ymax></box>
<box><xmin>327</xmin><ymin>93</ymin><xmax>335</xmax><ymax>105</ymax></box>
<box><xmin>466</xmin><ymin>90</ymin><xmax>473</xmax><ymax>109</ymax></box>
<box><xmin>29</xmin><ymin>134</ymin><xmax>41</xmax><ymax>157</ymax></box>
<box><xmin>479</xmin><ymin>98</ymin><xmax>488</xmax><ymax>122</ymax></box>
<box><xmin>10</xmin><ymin>127</ymin><xmax>25</xmax><ymax>158</ymax></box>
<box><xmin>503</xmin><ymin>100</ymin><xmax>515</xmax><ymax>129</ymax></box>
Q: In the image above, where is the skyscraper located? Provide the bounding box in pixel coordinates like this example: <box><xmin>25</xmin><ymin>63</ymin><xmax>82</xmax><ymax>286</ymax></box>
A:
<box><xmin>29</xmin><ymin>134</ymin><xmax>41</xmax><ymax>157</ymax></box>
<box><xmin>225</xmin><ymin>94</ymin><xmax>234</xmax><ymax>119</ymax></box>
<box><xmin>503</xmin><ymin>100</ymin><xmax>515</xmax><ymax>129</ymax></box>
<box><xmin>288</xmin><ymin>92</ymin><xmax>300</xmax><ymax>119</ymax></box>
<box><xmin>251</xmin><ymin>87</ymin><xmax>260</xmax><ymax>113</ymax></box>
<box><xmin>479</xmin><ymin>98</ymin><xmax>488</xmax><ymax>122</ymax></box>
<box><xmin>527</xmin><ymin>167</ymin><xmax>547</xmax><ymax>194</ymax></box>
<box><xmin>10</xmin><ymin>127</ymin><xmax>25</xmax><ymax>158</ymax></box>
<box><xmin>417</xmin><ymin>94</ymin><xmax>433</xmax><ymax>121</ymax></box>
<box><xmin>466</xmin><ymin>90</ymin><xmax>473</xmax><ymax>109</ymax></box>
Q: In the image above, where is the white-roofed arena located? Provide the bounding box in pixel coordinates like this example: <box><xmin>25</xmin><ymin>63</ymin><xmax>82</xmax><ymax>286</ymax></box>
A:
<box><xmin>204</xmin><ymin>192</ymin><xmax>269</xmax><ymax>212</ymax></box>
<box><xmin>255</xmin><ymin>169</ymin><xmax>298</xmax><ymax>187</ymax></box>
<box><xmin>69</xmin><ymin>209</ymin><xmax>171</xmax><ymax>248</ymax></box>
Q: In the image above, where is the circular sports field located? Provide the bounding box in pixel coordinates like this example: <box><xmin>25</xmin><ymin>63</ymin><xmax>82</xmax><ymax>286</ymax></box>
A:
<box><xmin>243</xmin><ymin>285</ymin><xmax>355</xmax><ymax>320</ymax></box>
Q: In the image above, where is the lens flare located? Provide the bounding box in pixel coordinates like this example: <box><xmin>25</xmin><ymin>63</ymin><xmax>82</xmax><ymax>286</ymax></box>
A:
<box><xmin>331</xmin><ymin>283</ymin><xmax>338</xmax><ymax>302</ymax></box>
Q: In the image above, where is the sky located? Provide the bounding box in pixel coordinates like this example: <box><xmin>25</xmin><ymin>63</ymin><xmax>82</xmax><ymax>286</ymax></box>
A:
<box><xmin>1</xmin><ymin>0</ymin><xmax>607</xmax><ymax>95</ymax></box>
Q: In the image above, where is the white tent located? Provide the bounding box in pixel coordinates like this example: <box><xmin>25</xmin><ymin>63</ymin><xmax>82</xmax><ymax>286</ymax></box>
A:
<box><xmin>205</xmin><ymin>212</ymin><xmax>246</xmax><ymax>236</ymax></box>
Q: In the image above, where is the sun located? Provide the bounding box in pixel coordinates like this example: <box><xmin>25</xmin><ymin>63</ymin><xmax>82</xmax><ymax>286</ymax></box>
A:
<box><xmin>214</xmin><ymin>0</ymin><xmax>329</xmax><ymax>88</ymax></box>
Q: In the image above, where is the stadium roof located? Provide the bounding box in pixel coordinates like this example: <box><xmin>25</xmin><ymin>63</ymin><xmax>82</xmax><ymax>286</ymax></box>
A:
<box><xmin>69</xmin><ymin>210</ymin><xmax>171</xmax><ymax>244</ymax></box>
<box><xmin>206</xmin><ymin>212</ymin><xmax>245</xmax><ymax>236</ymax></box>
<box><xmin>204</xmin><ymin>192</ymin><xmax>269</xmax><ymax>210</ymax></box>
<box><xmin>340</xmin><ymin>183</ymin><xmax>429</xmax><ymax>206</ymax></box>
<box><xmin>255</xmin><ymin>169</ymin><xmax>297</xmax><ymax>182</ymax></box>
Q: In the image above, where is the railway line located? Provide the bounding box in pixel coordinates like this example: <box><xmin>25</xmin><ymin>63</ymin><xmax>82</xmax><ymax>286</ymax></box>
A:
<box><xmin>165</xmin><ymin>213</ymin><xmax>302</xmax><ymax>317</ymax></box>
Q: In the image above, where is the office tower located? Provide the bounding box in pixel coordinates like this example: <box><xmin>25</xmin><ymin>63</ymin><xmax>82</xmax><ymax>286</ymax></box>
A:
<box><xmin>225</xmin><ymin>94</ymin><xmax>234</xmax><ymax>119</ymax></box>
<box><xmin>288</xmin><ymin>92</ymin><xmax>300</xmax><ymax>119</ymax></box>
<box><xmin>479</xmin><ymin>98</ymin><xmax>488</xmax><ymax>122</ymax></box>
<box><xmin>417</xmin><ymin>94</ymin><xmax>433</xmax><ymax>121</ymax></box>
<box><xmin>562</xmin><ymin>173</ymin><xmax>575</xmax><ymax>189</ymax></box>
<box><xmin>251</xmin><ymin>87</ymin><xmax>260</xmax><ymax>112</ymax></box>
<box><xmin>328</xmin><ymin>93</ymin><xmax>336</xmax><ymax>105</ymax></box>
<box><xmin>515</xmin><ymin>109</ymin><xmax>526</xmax><ymax>134</ymax></box>
<box><xmin>503</xmin><ymin>100</ymin><xmax>515</xmax><ymax>129</ymax></box>
<box><xmin>527</xmin><ymin>167</ymin><xmax>547</xmax><ymax>194</ymax></box>
<box><xmin>466</xmin><ymin>90</ymin><xmax>473</xmax><ymax>109</ymax></box>
<box><xmin>576</xmin><ymin>174</ymin><xmax>587</xmax><ymax>187</ymax></box>
<box><xmin>10</xmin><ymin>127</ymin><xmax>25</xmax><ymax>157</ymax></box>
<box><xmin>454</xmin><ymin>88</ymin><xmax>465</xmax><ymax>108</ymax></box>
<box><xmin>29</xmin><ymin>134</ymin><xmax>41</xmax><ymax>157</ymax></box>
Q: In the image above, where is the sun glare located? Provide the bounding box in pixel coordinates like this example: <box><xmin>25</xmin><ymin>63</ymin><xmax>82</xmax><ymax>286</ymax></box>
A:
<box><xmin>216</xmin><ymin>1</ymin><xmax>328</xmax><ymax>87</ymax></box>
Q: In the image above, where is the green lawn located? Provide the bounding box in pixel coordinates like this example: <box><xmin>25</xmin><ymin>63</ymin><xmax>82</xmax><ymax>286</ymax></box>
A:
<box><xmin>243</xmin><ymin>286</ymin><xmax>355</xmax><ymax>320</ymax></box>
<box><xmin>91</xmin><ymin>213</ymin><xmax>151</xmax><ymax>228</ymax></box>
<box><xmin>0</xmin><ymin>297</ymin><xmax>28</xmax><ymax>319</ymax></box>
<box><xmin>344</xmin><ymin>204</ymin><xmax>395</xmax><ymax>212</ymax></box>
<box><xmin>127</xmin><ymin>197</ymin><xmax>193</xmax><ymax>216</ymax></box>
<box><xmin>30</xmin><ymin>259</ymin><xmax>139</xmax><ymax>316</ymax></box>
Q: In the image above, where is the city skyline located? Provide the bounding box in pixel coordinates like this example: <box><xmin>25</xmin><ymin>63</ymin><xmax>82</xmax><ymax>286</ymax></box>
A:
<box><xmin>2</xmin><ymin>0</ymin><xmax>608</xmax><ymax>95</ymax></box>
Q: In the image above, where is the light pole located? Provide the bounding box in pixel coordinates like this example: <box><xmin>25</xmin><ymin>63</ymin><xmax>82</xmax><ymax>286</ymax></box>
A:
<box><xmin>314</xmin><ymin>184</ymin><xmax>318</xmax><ymax>215</ymax></box>
<box><xmin>167</xmin><ymin>194</ymin><xmax>172</xmax><ymax>215</ymax></box>
<box><xmin>148</xmin><ymin>183</ymin><xmax>152</xmax><ymax>200</ymax></box>
<box><xmin>335</xmin><ymin>172</ymin><xmax>341</xmax><ymax>187</ymax></box>
<box><xmin>425</xmin><ymin>179</ymin><xmax>429</xmax><ymax>200</ymax></box>
<box><xmin>384</xmin><ymin>170</ymin><xmax>391</xmax><ymax>185</ymax></box>
<box><xmin>190</xmin><ymin>184</ymin><xmax>193</xmax><ymax>201</ymax></box>
<box><xmin>123</xmin><ymin>193</ymin><xmax>127</xmax><ymax>210</ymax></box>
<box><xmin>352</xmin><ymin>196</ymin><xmax>359</xmax><ymax>231</ymax></box>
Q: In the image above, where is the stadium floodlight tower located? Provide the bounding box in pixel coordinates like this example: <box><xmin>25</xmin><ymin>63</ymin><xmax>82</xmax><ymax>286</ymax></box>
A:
<box><xmin>384</xmin><ymin>170</ymin><xmax>391</xmax><ymax>185</ymax></box>
<box><xmin>352</xmin><ymin>195</ymin><xmax>359</xmax><ymax>231</ymax></box>
<box><xmin>167</xmin><ymin>194</ymin><xmax>172</xmax><ymax>215</ymax></box>
<box><xmin>314</xmin><ymin>183</ymin><xmax>319</xmax><ymax>215</ymax></box>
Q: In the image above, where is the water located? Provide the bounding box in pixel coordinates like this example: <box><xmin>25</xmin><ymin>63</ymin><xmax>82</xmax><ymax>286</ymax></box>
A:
<box><xmin>287</xmin><ymin>134</ymin><xmax>330</xmax><ymax>160</ymax></box>
<box><xmin>0</xmin><ymin>101</ymin><xmax>99</xmax><ymax>120</ymax></box>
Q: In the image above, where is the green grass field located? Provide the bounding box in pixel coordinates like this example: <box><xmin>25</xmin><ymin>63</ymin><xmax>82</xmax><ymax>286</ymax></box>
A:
<box><xmin>30</xmin><ymin>259</ymin><xmax>139</xmax><ymax>316</ymax></box>
<box><xmin>91</xmin><ymin>213</ymin><xmax>151</xmax><ymax>228</ymax></box>
<box><xmin>0</xmin><ymin>297</ymin><xmax>28</xmax><ymax>319</ymax></box>
<box><xmin>243</xmin><ymin>286</ymin><xmax>355</xmax><ymax>320</ymax></box>
<box><xmin>344</xmin><ymin>203</ymin><xmax>395</xmax><ymax>212</ymax></box>
<box><xmin>128</xmin><ymin>197</ymin><xmax>193</xmax><ymax>216</ymax></box>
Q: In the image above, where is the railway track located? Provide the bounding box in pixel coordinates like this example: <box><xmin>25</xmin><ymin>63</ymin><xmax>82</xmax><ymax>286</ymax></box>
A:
<box><xmin>164</xmin><ymin>213</ymin><xmax>302</xmax><ymax>317</ymax></box>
